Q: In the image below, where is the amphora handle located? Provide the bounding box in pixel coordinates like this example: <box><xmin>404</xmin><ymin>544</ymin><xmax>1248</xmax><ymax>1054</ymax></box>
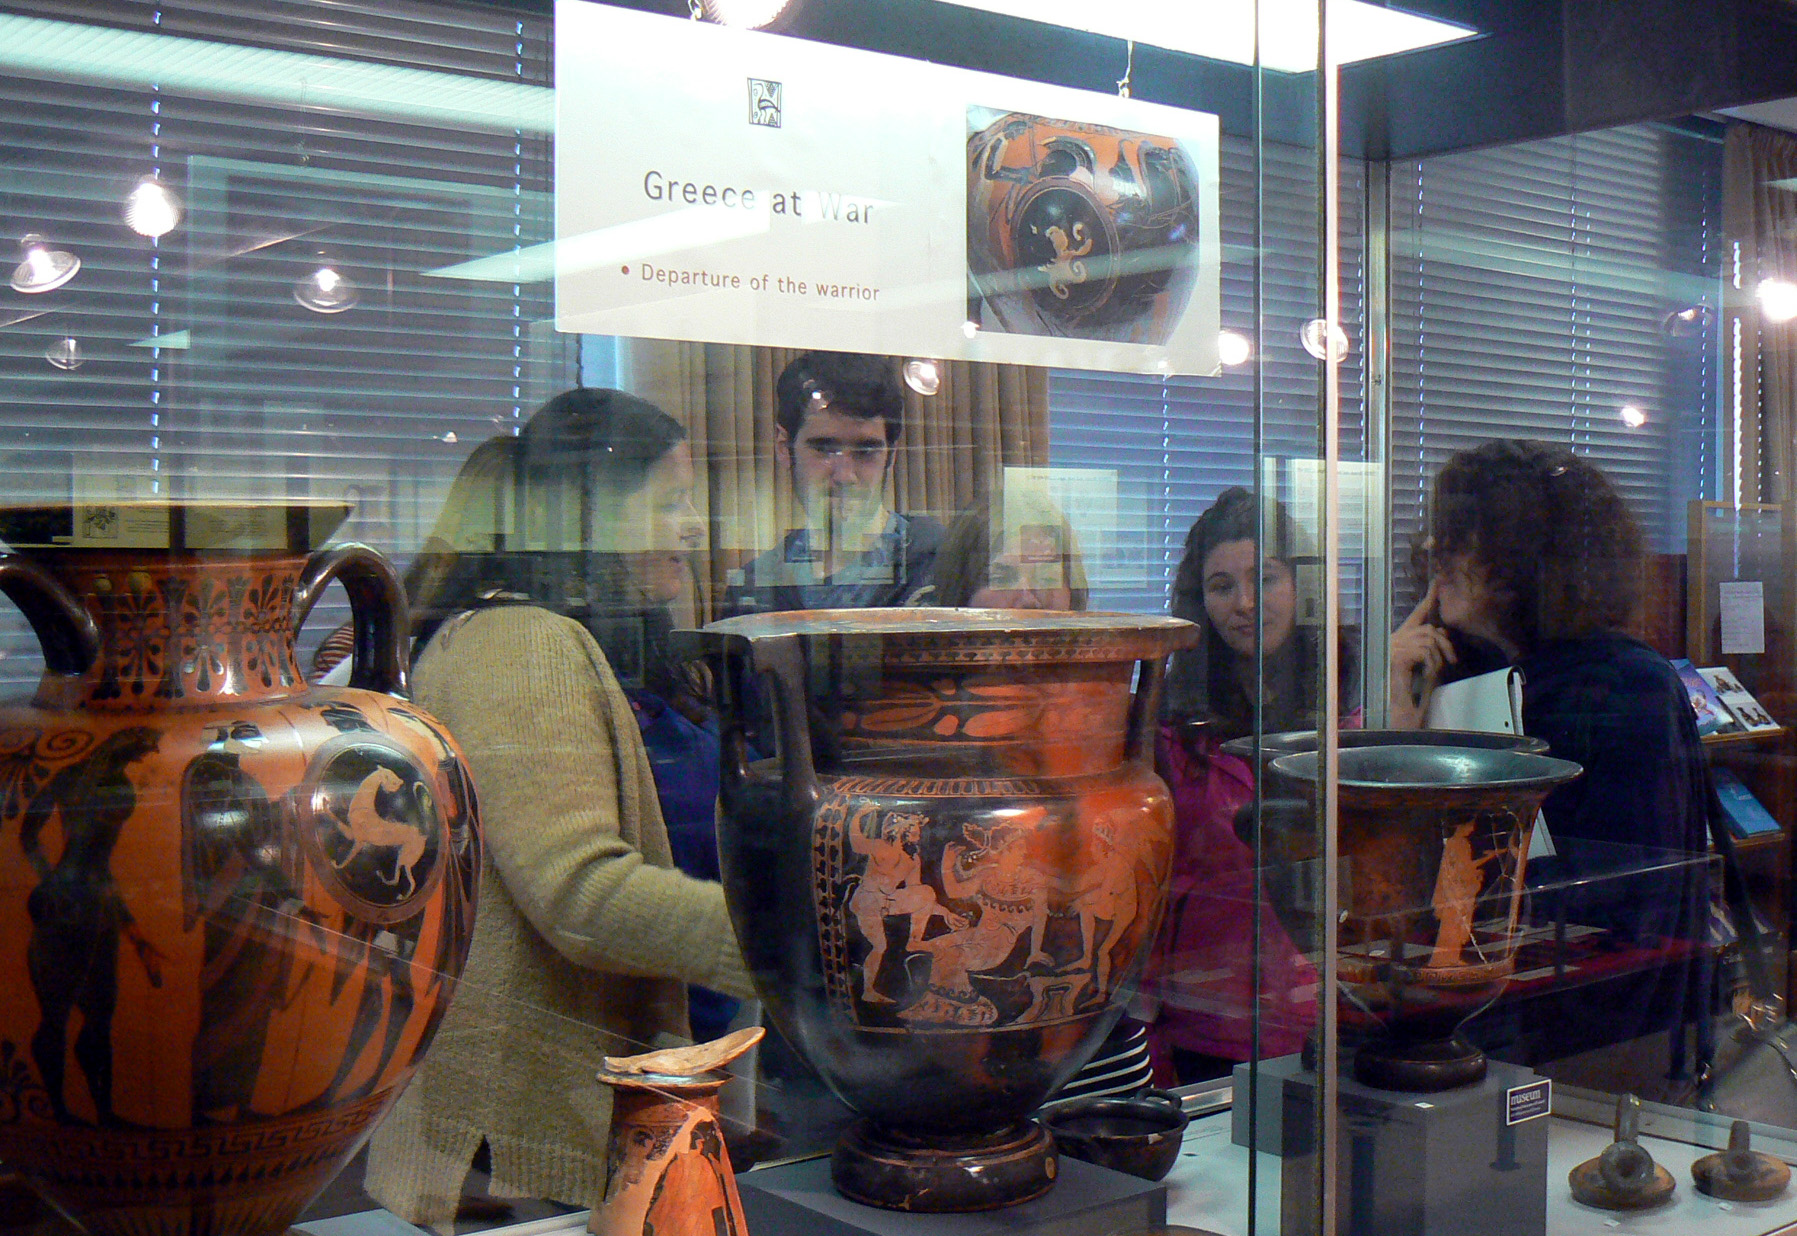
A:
<box><xmin>294</xmin><ymin>543</ymin><xmax>409</xmax><ymax>696</ymax></box>
<box><xmin>0</xmin><ymin>558</ymin><xmax>98</xmax><ymax>675</ymax></box>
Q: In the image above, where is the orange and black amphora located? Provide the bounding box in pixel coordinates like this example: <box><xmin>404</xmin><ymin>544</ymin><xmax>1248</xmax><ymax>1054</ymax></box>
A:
<box><xmin>0</xmin><ymin>502</ymin><xmax>481</xmax><ymax>1236</ymax></box>
<box><xmin>678</xmin><ymin>609</ymin><xmax>1196</xmax><ymax>1212</ymax></box>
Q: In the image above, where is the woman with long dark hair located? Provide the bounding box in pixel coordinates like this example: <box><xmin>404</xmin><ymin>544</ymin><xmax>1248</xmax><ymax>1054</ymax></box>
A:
<box><xmin>1148</xmin><ymin>486</ymin><xmax>1352</xmax><ymax>1082</ymax></box>
<box><xmin>364</xmin><ymin>389</ymin><xmax>752</xmax><ymax>1227</ymax></box>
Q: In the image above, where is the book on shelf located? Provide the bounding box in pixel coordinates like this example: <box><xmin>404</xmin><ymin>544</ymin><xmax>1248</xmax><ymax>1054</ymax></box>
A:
<box><xmin>1671</xmin><ymin>658</ymin><xmax>1742</xmax><ymax>736</ymax></box>
<box><xmin>1697</xmin><ymin>665</ymin><xmax>1782</xmax><ymax>733</ymax></box>
<box><xmin>1712</xmin><ymin>766</ymin><xmax>1781</xmax><ymax>838</ymax></box>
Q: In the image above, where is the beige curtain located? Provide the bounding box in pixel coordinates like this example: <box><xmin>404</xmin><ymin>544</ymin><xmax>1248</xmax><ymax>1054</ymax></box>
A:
<box><xmin>1722</xmin><ymin>122</ymin><xmax>1797</xmax><ymax>712</ymax></box>
<box><xmin>619</xmin><ymin>341</ymin><xmax>1049</xmax><ymax>621</ymax></box>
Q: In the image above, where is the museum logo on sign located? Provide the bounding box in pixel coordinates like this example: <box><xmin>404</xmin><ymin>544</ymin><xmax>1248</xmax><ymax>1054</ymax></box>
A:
<box><xmin>749</xmin><ymin>78</ymin><xmax>782</xmax><ymax>127</ymax></box>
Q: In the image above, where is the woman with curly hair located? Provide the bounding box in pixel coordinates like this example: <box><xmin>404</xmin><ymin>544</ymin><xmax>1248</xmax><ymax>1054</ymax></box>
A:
<box><xmin>1392</xmin><ymin>439</ymin><xmax>1711</xmax><ymax>1070</ymax></box>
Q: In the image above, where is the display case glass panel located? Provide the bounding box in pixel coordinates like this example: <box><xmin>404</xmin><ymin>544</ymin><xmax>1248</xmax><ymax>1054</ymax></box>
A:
<box><xmin>9</xmin><ymin>1</ymin><xmax>1797</xmax><ymax>1235</ymax></box>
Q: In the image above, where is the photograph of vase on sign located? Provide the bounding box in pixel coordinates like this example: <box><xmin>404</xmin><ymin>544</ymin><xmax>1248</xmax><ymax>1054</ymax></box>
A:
<box><xmin>966</xmin><ymin>108</ymin><xmax>1203</xmax><ymax>345</ymax></box>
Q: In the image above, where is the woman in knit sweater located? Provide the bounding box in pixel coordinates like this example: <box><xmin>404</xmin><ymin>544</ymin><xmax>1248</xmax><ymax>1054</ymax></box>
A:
<box><xmin>364</xmin><ymin>389</ymin><xmax>753</xmax><ymax>1229</ymax></box>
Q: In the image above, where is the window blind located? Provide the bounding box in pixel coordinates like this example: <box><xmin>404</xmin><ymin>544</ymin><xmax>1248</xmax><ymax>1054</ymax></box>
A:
<box><xmin>1385</xmin><ymin>122</ymin><xmax>1723</xmax><ymax>599</ymax></box>
<box><xmin>1049</xmin><ymin>135</ymin><xmax>1370</xmax><ymax>619</ymax></box>
<box><xmin>0</xmin><ymin>0</ymin><xmax>563</xmax><ymax>690</ymax></box>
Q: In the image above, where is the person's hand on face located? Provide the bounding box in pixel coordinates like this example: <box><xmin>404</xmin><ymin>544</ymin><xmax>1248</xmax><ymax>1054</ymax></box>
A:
<box><xmin>1388</xmin><ymin>579</ymin><xmax>1457</xmax><ymax>729</ymax></box>
<box><xmin>1201</xmin><ymin>539</ymin><xmax>1297</xmax><ymax>660</ymax></box>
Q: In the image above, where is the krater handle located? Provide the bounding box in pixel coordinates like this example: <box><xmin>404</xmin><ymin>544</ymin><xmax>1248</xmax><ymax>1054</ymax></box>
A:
<box><xmin>294</xmin><ymin>543</ymin><xmax>409</xmax><ymax>695</ymax></box>
<box><xmin>748</xmin><ymin>633</ymin><xmax>821</xmax><ymax>819</ymax></box>
<box><xmin>0</xmin><ymin>557</ymin><xmax>98</xmax><ymax>675</ymax></box>
<box><xmin>1125</xmin><ymin>656</ymin><xmax>1168</xmax><ymax>763</ymax></box>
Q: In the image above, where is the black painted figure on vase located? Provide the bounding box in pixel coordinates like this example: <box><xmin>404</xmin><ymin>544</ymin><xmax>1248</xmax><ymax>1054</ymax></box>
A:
<box><xmin>721</xmin><ymin>351</ymin><xmax>943</xmax><ymax>616</ymax></box>
<box><xmin>1391</xmin><ymin>439</ymin><xmax>1713</xmax><ymax>1078</ymax></box>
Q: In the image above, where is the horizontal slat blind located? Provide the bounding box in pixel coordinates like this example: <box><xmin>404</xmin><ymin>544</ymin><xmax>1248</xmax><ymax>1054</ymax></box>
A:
<box><xmin>1050</xmin><ymin>135</ymin><xmax>1370</xmax><ymax>618</ymax></box>
<box><xmin>1386</xmin><ymin>123</ymin><xmax>1721</xmax><ymax>602</ymax></box>
<box><xmin>0</xmin><ymin>0</ymin><xmax>562</xmax><ymax>690</ymax></box>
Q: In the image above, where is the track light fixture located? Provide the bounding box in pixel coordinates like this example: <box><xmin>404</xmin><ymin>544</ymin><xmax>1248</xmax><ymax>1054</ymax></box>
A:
<box><xmin>124</xmin><ymin>176</ymin><xmax>184</xmax><ymax>238</ymax></box>
<box><xmin>294</xmin><ymin>264</ymin><xmax>358</xmax><ymax>314</ymax></box>
<box><xmin>10</xmin><ymin>234</ymin><xmax>80</xmax><ymax>295</ymax></box>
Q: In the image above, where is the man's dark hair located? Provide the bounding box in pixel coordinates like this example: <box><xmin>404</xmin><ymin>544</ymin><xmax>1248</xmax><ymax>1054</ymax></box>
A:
<box><xmin>774</xmin><ymin>351</ymin><xmax>905</xmax><ymax>444</ymax></box>
<box><xmin>1421</xmin><ymin>438</ymin><xmax>1642</xmax><ymax>653</ymax></box>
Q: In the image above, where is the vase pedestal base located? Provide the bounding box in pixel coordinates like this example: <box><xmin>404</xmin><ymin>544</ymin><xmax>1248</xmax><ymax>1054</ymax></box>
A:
<box><xmin>831</xmin><ymin>1119</ymin><xmax>1055</xmax><ymax>1213</ymax></box>
<box><xmin>1354</xmin><ymin>1032</ymin><xmax>1488</xmax><ymax>1093</ymax></box>
<box><xmin>743</xmin><ymin>1144</ymin><xmax>1166</xmax><ymax>1234</ymax></box>
<box><xmin>1278</xmin><ymin>1059</ymin><xmax>1551</xmax><ymax>1236</ymax></box>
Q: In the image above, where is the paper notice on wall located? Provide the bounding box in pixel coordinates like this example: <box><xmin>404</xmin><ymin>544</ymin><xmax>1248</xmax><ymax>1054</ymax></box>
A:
<box><xmin>1718</xmin><ymin>580</ymin><xmax>1767</xmax><ymax>655</ymax></box>
<box><xmin>553</xmin><ymin>0</ymin><xmax>1221</xmax><ymax>375</ymax></box>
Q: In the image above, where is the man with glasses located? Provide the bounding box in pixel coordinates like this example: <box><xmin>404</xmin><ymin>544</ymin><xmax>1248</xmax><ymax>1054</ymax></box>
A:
<box><xmin>722</xmin><ymin>351</ymin><xmax>943</xmax><ymax>616</ymax></box>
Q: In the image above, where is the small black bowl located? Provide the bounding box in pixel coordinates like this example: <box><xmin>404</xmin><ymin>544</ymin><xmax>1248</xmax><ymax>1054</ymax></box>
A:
<box><xmin>1043</xmin><ymin>1090</ymin><xmax>1189</xmax><ymax>1182</ymax></box>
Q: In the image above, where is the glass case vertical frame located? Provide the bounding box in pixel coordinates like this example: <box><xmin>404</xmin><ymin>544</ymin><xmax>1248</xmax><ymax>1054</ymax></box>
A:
<box><xmin>1315</xmin><ymin>3</ymin><xmax>1343</xmax><ymax>1234</ymax></box>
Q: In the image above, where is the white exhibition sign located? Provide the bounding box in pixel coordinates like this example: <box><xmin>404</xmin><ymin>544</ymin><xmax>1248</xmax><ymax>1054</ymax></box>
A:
<box><xmin>554</xmin><ymin>0</ymin><xmax>1221</xmax><ymax>375</ymax></box>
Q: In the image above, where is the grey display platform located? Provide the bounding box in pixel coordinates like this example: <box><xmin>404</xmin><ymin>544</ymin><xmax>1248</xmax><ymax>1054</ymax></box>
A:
<box><xmin>1231</xmin><ymin>1053</ymin><xmax>1306</xmax><ymax>1153</ymax></box>
<box><xmin>1163</xmin><ymin>1105</ymin><xmax>1797</xmax><ymax>1236</ymax></box>
<box><xmin>1276</xmin><ymin>1060</ymin><xmax>1550</xmax><ymax>1236</ymax></box>
<box><xmin>736</xmin><ymin>1153</ymin><xmax>1166</xmax><ymax>1236</ymax></box>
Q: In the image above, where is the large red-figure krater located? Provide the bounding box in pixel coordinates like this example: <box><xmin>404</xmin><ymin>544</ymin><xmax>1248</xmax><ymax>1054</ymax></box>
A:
<box><xmin>0</xmin><ymin>502</ymin><xmax>480</xmax><ymax>1236</ymax></box>
<box><xmin>678</xmin><ymin>609</ymin><xmax>1196</xmax><ymax>1212</ymax></box>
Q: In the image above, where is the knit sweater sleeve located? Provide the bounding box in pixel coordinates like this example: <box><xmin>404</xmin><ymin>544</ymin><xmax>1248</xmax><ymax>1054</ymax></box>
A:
<box><xmin>413</xmin><ymin>606</ymin><xmax>753</xmax><ymax>1000</ymax></box>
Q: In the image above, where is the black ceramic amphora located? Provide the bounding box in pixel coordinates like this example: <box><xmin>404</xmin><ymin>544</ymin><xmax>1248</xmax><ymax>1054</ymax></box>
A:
<box><xmin>1044</xmin><ymin>1090</ymin><xmax>1189</xmax><ymax>1181</ymax></box>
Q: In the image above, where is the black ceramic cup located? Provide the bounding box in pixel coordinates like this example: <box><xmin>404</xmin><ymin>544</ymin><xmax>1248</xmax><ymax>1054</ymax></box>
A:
<box><xmin>1043</xmin><ymin>1090</ymin><xmax>1190</xmax><ymax>1182</ymax></box>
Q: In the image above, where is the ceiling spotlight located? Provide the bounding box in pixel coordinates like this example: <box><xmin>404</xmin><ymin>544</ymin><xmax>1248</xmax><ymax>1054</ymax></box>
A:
<box><xmin>1299</xmin><ymin>318</ymin><xmax>1350</xmax><ymax>363</ymax></box>
<box><xmin>294</xmin><ymin>265</ymin><xmax>358</xmax><ymax>314</ymax></box>
<box><xmin>695</xmin><ymin>0</ymin><xmax>802</xmax><ymax>27</ymax></box>
<box><xmin>10</xmin><ymin>235</ymin><xmax>80</xmax><ymax>295</ymax></box>
<box><xmin>124</xmin><ymin>176</ymin><xmax>184</xmax><ymax>238</ymax></box>
<box><xmin>1619</xmin><ymin>404</ymin><xmax>1647</xmax><ymax>429</ymax></box>
<box><xmin>903</xmin><ymin>358</ymin><xmax>941</xmax><ymax>396</ymax></box>
<box><xmin>1217</xmin><ymin>330</ymin><xmax>1252</xmax><ymax>367</ymax></box>
<box><xmin>1757</xmin><ymin>278</ymin><xmax>1797</xmax><ymax>324</ymax></box>
<box><xmin>45</xmin><ymin>337</ymin><xmax>83</xmax><ymax>371</ymax></box>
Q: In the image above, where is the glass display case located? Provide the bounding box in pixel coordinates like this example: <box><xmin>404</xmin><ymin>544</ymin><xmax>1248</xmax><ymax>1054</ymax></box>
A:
<box><xmin>6</xmin><ymin>2</ymin><xmax>1797</xmax><ymax>1235</ymax></box>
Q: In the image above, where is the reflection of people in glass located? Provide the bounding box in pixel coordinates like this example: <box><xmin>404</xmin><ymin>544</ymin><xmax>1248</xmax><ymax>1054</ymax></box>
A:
<box><xmin>364</xmin><ymin>389</ymin><xmax>753</xmax><ymax>1226</ymax></box>
<box><xmin>1391</xmin><ymin>440</ymin><xmax>1710</xmax><ymax>1068</ymax></box>
<box><xmin>927</xmin><ymin>492</ymin><xmax>1088</xmax><ymax>610</ymax></box>
<box><xmin>721</xmin><ymin>352</ymin><xmax>943</xmax><ymax>615</ymax></box>
<box><xmin>1148</xmin><ymin>487</ymin><xmax>1347</xmax><ymax>1083</ymax></box>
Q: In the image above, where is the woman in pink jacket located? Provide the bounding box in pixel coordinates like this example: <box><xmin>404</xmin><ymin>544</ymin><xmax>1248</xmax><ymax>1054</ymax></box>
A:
<box><xmin>1147</xmin><ymin>487</ymin><xmax>1354</xmax><ymax>1083</ymax></box>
